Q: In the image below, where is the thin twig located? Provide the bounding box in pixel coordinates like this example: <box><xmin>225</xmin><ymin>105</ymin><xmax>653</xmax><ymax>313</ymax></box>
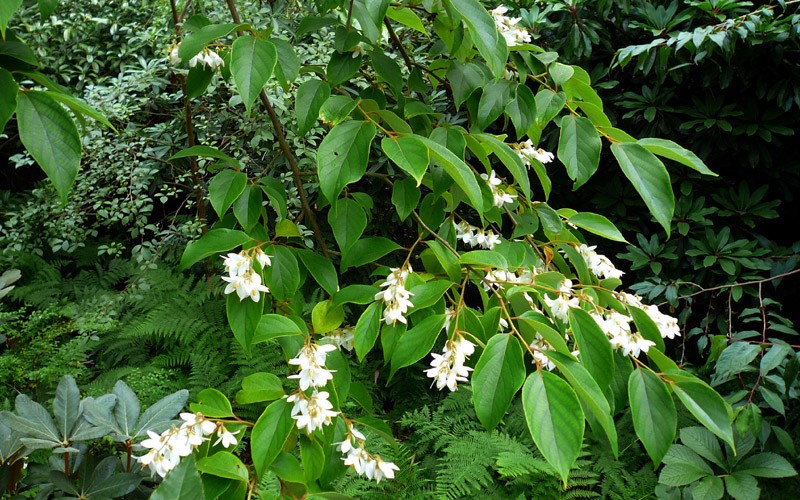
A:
<box><xmin>672</xmin><ymin>268</ymin><xmax>800</xmax><ymax>301</ymax></box>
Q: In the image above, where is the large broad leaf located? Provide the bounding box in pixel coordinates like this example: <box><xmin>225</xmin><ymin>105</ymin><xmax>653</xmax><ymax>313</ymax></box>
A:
<box><xmin>328</xmin><ymin>197</ymin><xmax>367</xmax><ymax>254</ymax></box>
<box><xmin>449</xmin><ymin>0</ymin><xmax>508</xmax><ymax>78</ymax></box>
<box><xmin>54</xmin><ymin>375</ymin><xmax>80</xmax><ymax>440</ymax></box>
<box><xmin>522</xmin><ymin>370</ymin><xmax>584</xmax><ymax>486</ymax></box>
<box><xmin>472</xmin><ymin>334</ymin><xmax>526</xmax><ymax>430</ymax></box>
<box><xmin>236</xmin><ymin>372</ymin><xmax>285</xmax><ymax>405</ymax></box>
<box><xmin>133</xmin><ymin>390</ymin><xmax>189</xmax><ymax>438</ymax></box>
<box><xmin>317</xmin><ymin>121</ymin><xmax>377</xmax><ymax>203</ymax></box>
<box><xmin>0</xmin><ymin>0</ymin><xmax>22</xmax><ymax>38</ymax></box>
<box><xmin>197</xmin><ymin>452</ymin><xmax>249</xmax><ymax>482</ymax></box>
<box><xmin>341</xmin><ymin>237</ymin><xmax>401</xmax><ymax>271</ymax></box>
<box><xmin>0</xmin><ymin>68</ymin><xmax>17</xmax><ymax>132</ymax></box>
<box><xmin>637</xmin><ymin>138</ymin><xmax>716</xmax><ymax>177</ymax></box>
<box><xmin>475</xmin><ymin>79</ymin><xmax>513</xmax><ymax>130</ymax></box>
<box><xmin>611</xmin><ymin>142</ymin><xmax>675</xmax><ymax>236</ymax></box>
<box><xmin>179</xmin><ymin>229</ymin><xmax>251</xmax><ymax>270</ymax></box>
<box><xmin>271</xmin><ymin>38</ymin><xmax>300</xmax><ymax>89</ymax></box>
<box><xmin>477</xmin><ymin>133</ymin><xmax>531</xmax><ymax>199</ymax></box>
<box><xmin>447</xmin><ymin>61</ymin><xmax>486</xmax><ymax>109</ymax></box>
<box><xmin>208</xmin><ymin>170</ymin><xmax>248</xmax><ymax>218</ymax></box>
<box><xmin>546</xmin><ymin>351</ymin><xmax>618</xmax><ymax>457</ymax></box>
<box><xmin>111</xmin><ymin>381</ymin><xmax>140</xmax><ymax>439</ymax></box>
<box><xmin>263</xmin><ymin>245</ymin><xmax>300</xmax><ymax>302</ymax></box>
<box><xmin>178</xmin><ymin>23</ymin><xmax>242</xmax><ymax>62</ymax></box>
<box><xmin>568</xmin><ymin>309</ymin><xmax>614</xmax><ymax>389</ymax></box>
<box><xmin>567</xmin><ymin>212</ymin><xmax>627</xmax><ymax>243</ymax></box>
<box><xmin>389</xmin><ymin>314</ymin><xmax>446</xmax><ymax>378</ymax></box>
<box><xmin>296</xmin><ymin>248</ymin><xmax>338</xmax><ymax>296</ymax></box>
<box><xmin>664</xmin><ymin>372</ymin><xmax>735</xmax><ymax>451</ymax></box>
<box><xmin>415</xmin><ymin>135</ymin><xmax>484</xmax><ymax>214</ymax></box>
<box><xmin>253</xmin><ymin>314</ymin><xmax>305</xmax><ymax>344</ymax></box>
<box><xmin>190</xmin><ymin>388</ymin><xmax>234</xmax><ymax>418</ymax></box>
<box><xmin>628</xmin><ymin>368</ymin><xmax>676</xmax><ymax>465</ymax></box>
<box><xmin>151</xmin><ymin>455</ymin><xmax>204</xmax><ymax>500</ymax></box>
<box><xmin>296</xmin><ymin>79</ymin><xmax>330</xmax><ymax>136</ymax></box>
<box><xmin>382</xmin><ymin>135</ymin><xmax>429</xmax><ymax>185</ymax></box>
<box><xmin>251</xmin><ymin>399</ymin><xmax>294</xmax><ymax>479</ymax></box>
<box><xmin>16</xmin><ymin>91</ymin><xmax>82</xmax><ymax>204</ymax></box>
<box><xmin>354</xmin><ymin>302</ymin><xmax>382</xmax><ymax>361</ymax></box>
<box><xmin>505</xmin><ymin>83</ymin><xmax>537</xmax><ymax>139</ymax></box>
<box><xmin>557</xmin><ymin>115</ymin><xmax>601</xmax><ymax>189</ymax></box>
<box><xmin>231</xmin><ymin>36</ymin><xmax>277</xmax><ymax>116</ymax></box>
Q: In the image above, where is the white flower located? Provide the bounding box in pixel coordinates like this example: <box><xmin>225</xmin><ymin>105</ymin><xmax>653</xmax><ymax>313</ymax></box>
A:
<box><xmin>288</xmin><ymin>343</ymin><xmax>337</xmax><ymax>390</ymax></box>
<box><xmin>137</xmin><ymin>412</ymin><xmax>219</xmax><ymax>478</ymax></box>
<box><xmin>530</xmin><ymin>334</ymin><xmax>556</xmax><ymax>371</ymax></box>
<box><xmin>254</xmin><ymin>248</ymin><xmax>271</xmax><ymax>268</ymax></box>
<box><xmin>542</xmin><ymin>279</ymin><xmax>580</xmax><ymax>322</ymax></box>
<box><xmin>213</xmin><ymin>426</ymin><xmax>240</xmax><ymax>449</ymax></box>
<box><xmin>374</xmin><ymin>266</ymin><xmax>414</xmax><ymax>325</ymax></box>
<box><xmin>189</xmin><ymin>48</ymin><xmax>225</xmax><ymax>70</ymax></box>
<box><xmin>642</xmin><ymin>304</ymin><xmax>681</xmax><ymax>339</ymax></box>
<box><xmin>576</xmin><ymin>244</ymin><xmax>624</xmax><ymax>280</ymax></box>
<box><xmin>373</xmin><ymin>456</ymin><xmax>400</xmax><ymax>483</ymax></box>
<box><xmin>518</xmin><ymin>139</ymin><xmax>554</xmax><ymax>165</ymax></box>
<box><xmin>221</xmin><ymin>250</ymin><xmax>271</xmax><ymax>302</ymax></box>
<box><xmin>490</xmin><ymin>5</ymin><xmax>532</xmax><ymax>47</ymax></box>
<box><xmin>424</xmin><ymin>334</ymin><xmax>475</xmax><ymax>391</ymax></box>
<box><xmin>481</xmin><ymin>171</ymin><xmax>517</xmax><ymax>208</ymax></box>
<box><xmin>289</xmin><ymin>390</ymin><xmax>339</xmax><ymax>433</ymax></box>
<box><xmin>223</xmin><ymin>252</ymin><xmax>251</xmax><ymax>277</ymax></box>
<box><xmin>167</xmin><ymin>43</ymin><xmax>181</xmax><ymax>66</ymax></box>
<box><xmin>454</xmin><ymin>221</ymin><xmax>502</xmax><ymax>250</ymax></box>
<box><xmin>322</xmin><ymin>327</ymin><xmax>355</xmax><ymax>352</ymax></box>
<box><xmin>594</xmin><ymin>310</ymin><xmax>655</xmax><ymax>357</ymax></box>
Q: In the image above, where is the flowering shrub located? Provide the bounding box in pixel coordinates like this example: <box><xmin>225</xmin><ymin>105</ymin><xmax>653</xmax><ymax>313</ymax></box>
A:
<box><xmin>4</xmin><ymin>0</ymin><xmax>791</xmax><ymax>498</ymax></box>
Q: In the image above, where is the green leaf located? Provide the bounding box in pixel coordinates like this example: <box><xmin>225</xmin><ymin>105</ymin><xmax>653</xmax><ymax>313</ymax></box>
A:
<box><xmin>611</xmin><ymin>142</ymin><xmax>675</xmax><ymax>236</ymax></box>
<box><xmin>382</xmin><ymin>135</ymin><xmax>429</xmax><ymax>185</ymax></box>
<box><xmin>0</xmin><ymin>37</ymin><xmax>38</xmax><ymax>66</ymax></box>
<box><xmin>724</xmin><ymin>472</ymin><xmax>760</xmax><ymax>500</ymax></box>
<box><xmin>332</xmin><ymin>285</ymin><xmax>379</xmax><ymax>307</ymax></box>
<box><xmin>680</xmin><ymin>427</ymin><xmax>726</xmax><ymax>469</ymax></box>
<box><xmin>693</xmin><ymin>475</ymin><xmax>724</xmax><ymax>500</ymax></box>
<box><xmin>477</xmin><ymin>133</ymin><xmax>531</xmax><ymax>199</ymax></box>
<box><xmin>568</xmin><ymin>308</ymin><xmax>614</xmax><ymax>389</ymax></box>
<box><xmin>168</xmin><ymin>145</ymin><xmax>240</xmax><ymax>168</ymax></box>
<box><xmin>449</xmin><ymin>0</ymin><xmax>508</xmax><ymax>78</ymax></box>
<box><xmin>263</xmin><ymin>245</ymin><xmax>300</xmax><ymax>302</ymax></box>
<box><xmin>472</xmin><ymin>334</ymin><xmax>525</xmax><ymax>430</ymax></box>
<box><xmin>715</xmin><ymin>342</ymin><xmax>760</xmax><ymax>380</ymax></box>
<box><xmin>522</xmin><ymin>370</ymin><xmax>584</xmax><ymax>486</ymax></box>
<box><xmin>505</xmin><ymin>83</ymin><xmax>537</xmax><ymax>140</ymax></box>
<box><xmin>370</xmin><ymin>50</ymin><xmax>403</xmax><ymax>94</ymax></box>
<box><xmin>0</xmin><ymin>69</ymin><xmax>16</xmax><ymax>132</ymax></box>
<box><xmin>637</xmin><ymin>138</ymin><xmax>717</xmax><ymax>177</ymax></box>
<box><xmin>557</xmin><ymin>115</ymin><xmax>601</xmax><ymax>189</ymax></box>
<box><xmin>133</xmin><ymin>389</ymin><xmax>189</xmax><ymax>439</ymax></box>
<box><xmin>232</xmin><ymin>184</ymin><xmax>262</xmax><ymax>232</ymax></box>
<box><xmin>208</xmin><ymin>170</ymin><xmax>248</xmax><ymax>218</ymax></box>
<box><xmin>312</xmin><ymin>300</ymin><xmax>344</xmax><ymax>334</ymax></box>
<box><xmin>447</xmin><ymin>61</ymin><xmax>486</xmax><ymax>109</ymax></box>
<box><xmin>190</xmin><ymin>388</ymin><xmax>233</xmax><ymax>418</ymax></box>
<box><xmin>459</xmin><ymin>250</ymin><xmax>508</xmax><ymax>270</ymax></box>
<box><xmin>328</xmin><ymin>197</ymin><xmax>367</xmax><ymax>254</ymax></box>
<box><xmin>151</xmin><ymin>455</ymin><xmax>204</xmax><ymax>500</ymax></box>
<box><xmin>476</xmin><ymin>79</ymin><xmax>513</xmax><ymax>130</ymax></box>
<box><xmin>296</xmin><ymin>79</ymin><xmax>330</xmax><ymax>136</ymax></box>
<box><xmin>179</xmin><ymin>229</ymin><xmax>250</xmax><ymax>270</ymax></box>
<box><xmin>43</xmin><ymin>90</ymin><xmax>115</xmax><ymax>131</ymax></box>
<box><xmin>659</xmin><ymin>449</ymin><xmax>713</xmax><ymax>486</ymax></box>
<box><xmin>274</xmin><ymin>219</ymin><xmax>301</xmax><ymax>238</ymax></box>
<box><xmin>392</xmin><ymin>177</ymin><xmax>421</xmax><ymax>221</ymax></box>
<box><xmin>271</xmin><ymin>38</ymin><xmax>300</xmax><ymax>89</ymax></box>
<box><xmin>296</xmin><ymin>249</ymin><xmax>339</xmax><ymax>296</ymax></box>
<box><xmin>320</xmin><ymin>95</ymin><xmax>358</xmax><ymax>126</ymax></box>
<box><xmin>627</xmin><ymin>305</ymin><xmax>666</xmax><ymax>352</ymax></box>
<box><xmin>386</xmin><ymin>6</ymin><xmax>427</xmax><ymax>34</ymax></box>
<box><xmin>390</xmin><ymin>314</ymin><xmax>446</xmax><ymax>378</ymax></box>
<box><xmin>227</xmin><ymin>293</ymin><xmax>263</xmax><ymax>354</ymax></box>
<box><xmin>0</xmin><ymin>0</ymin><xmax>22</xmax><ymax>38</ymax></box>
<box><xmin>354</xmin><ymin>302</ymin><xmax>382</xmax><ymax>361</ymax></box>
<box><xmin>253</xmin><ymin>314</ymin><xmax>305</xmax><ymax>344</ymax></box>
<box><xmin>426</xmin><ymin>240</ymin><xmax>461</xmax><ymax>282</ymax></box>
<box><xmin>300</xmin><ymin>435</ymin><xmax>326</xmax><ymax>482</ymax></box>
<box><xmin>547</xmin><ymin>351</ymin><xmax>618</xmax><ymax>456</ymax></box>
<box><xmin>178</xmin><ymin>23</ymin><xmax>241</xmax><ymax>62</ymax></box>
<box><xmin>408</xmin><ymin>280</ymin><xmax>451</xmax><ymax>310</ymax></box>
<box><xmin>736</xmin><ymin>452</ymin><xmax>797</xmax><ymax>478</ymax></box>
<box><xmin>341</xmin><ymin>237</ymin><xmax>401</xmax><ymax>271</ymax></box>
<box><xmin>235</xmin><ymin>373</ymin><xmax>284</xmax><ymax>405</ymax></box>
<box><xmin>185</xmin><ymin>65</ymin><xmax>214</xmax><ymax>98</ymax></box>
<box><xmin>665</xmin><ymin>372</ymin><xmax>735</xmax><ymax>450</ymax></box>
<box><xmin>419</xmin><ymin>136</ymin><xmax>485</xmax><ymax>214</ymax></box>
<box><xmin>231</xmin><ymin>36</ymin><xmax>276</xmax><ymax>117</ymax></box>
<box><xmin>197</xmin><ymin>452</ymin><xmax>249</xmax><ymax>482</ymax></box>
<box><xmin>251</xmin><ymin>399</ymin><xmax>294</xmax><ymax>479</ymax></box>
<box><xmin>317</xmin><ymin>121</ymin><xmax>377</xmax><ymax>203</ymax></box>
<box><xmin>53</xmin><ymin>376</ymin><xmax>80</xmax><ymax>440</ymax></box>
<box><xmin>628</xmin><ymin>368</ymin><xmax>676</xmax><ymax>465</ymax></box>
<box><xmin>568</xmin><ymin>212</ymin><xmax>627</xmax><ymax>243</ymax></box>
<box><xmin>16</xmin><ymin>91</ymin><xmax>81</xmax><ymax>204</ymax></box>
<box><xmin>327</xmin><ymin>51</ymin><xmax>362</xmax><ymax>86</ymax></box>
<box><xmin>535</xmin><ymin>89</ymin><xmax>566</xmax><ymax>127</ymax></box>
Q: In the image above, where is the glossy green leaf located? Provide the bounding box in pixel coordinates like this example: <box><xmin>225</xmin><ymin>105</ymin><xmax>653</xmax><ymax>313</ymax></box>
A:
<box><xmin>231</xmin><ymin>36</ymin><xmax>276</xmax><ymax>116</ymax></box>
<box><xmin>386</xmin><ymin>6</ymin><xmax>427</xmax><ymax>34</ymax></box>
<box><xmin>178</xmin><ymin>23</ymin><xmax>241</xmax><ymax>62</ymax></box>
<box><xmin>263</xmin><ymin>245</ymin><xmax>300</xmax><ymax>302</ymax></box>
<box><xmin>449</xmin><ymin>0</ymin><xmax>508</xmax><ymax>78</ymax></box>
<box><xmin>271</xmin><ymin>38</ymin><xmax>300</xmax><ymax>89</ymax></box>
<box><xmin>208</xmin><ymin>170</ymin><xmax>248</xmax><ymax>218</ymax></box>
<box><xmin>557</xmin><ymin>115</ymin><xmax>601</xmax><ymax>189</ymax></box>
<box><xmin>296</xmin><ymin>248</ymin><xmax>339</xmax><ymax>296</ymax></box>
<box><xmin>251</xmin><ymin>399</ymin><xmax>294</xmax><ymax>479</ymax></box>
<box><xmin>611</xmin><ymin>142</ymin><xmax>675</xmax><ymax>236</ymax></box>
<box><xmin>417</xmin><ymin>134</ymin><xmax>485</xmax><ymax>213</ymax></box>
<box><xmin>317</xmin><ymin>120</ymin><xmax>377</xmax><ymax>203</ymax></box>
<box><xmin>638</xmin><ymin>138</ymin><xmax>717</xmax><ymax>177</ymax></box>
<box><xmin>227</xmin><ymin>293</ymin><xmax>263</xmax><ymax>354</ymax></box>
<box><xmin>253</xmin><ymin>314</ymin><xmax>305</xmax><ymax>344</ymax></box>
<box><xmin>664</xmin><ymin>372</ymin><xmax>735</xmax><ymax>450</ymax></box>
<box><xmin>567</xmin><ymin>212</ymin><xmax>627</xmax><ymax>243</ymax></box>
<box><xmin>190</xmin><ymin>388</ymin><xmax>233</xmax><ymax>418</ymax></box>
<box><xmin>568</xmin><ymin>308</ymin><xmax>614</xmax><ymax>389</ymax></box>
<box><xmin>382</xmin><ymin>135</ymin><xmax>429</xmax><ymax>185</ymax></box>
<box><xmin>232</xmin><ymin>184</ymin><xmax>262</xmax><ymax>232</ymax></box>
<box><xmin>185</xmin><ymin>65</ymin><xmax>213</xmax><ymax>98</ymax></box>
<box><xmin>296</xmin><ymin>79</ymin><xmax>330</xmax><ymax>136</ymax></box>
<box><xmin>16</xmin><ymin>91</ymin><xmax>81</xmax><ymax>204</ymax></box>
<box><xmin>327</xmin><ymin>51</ymin><xmax>362</xmax><ymax>86</ymax></box>
<box><xmin>235</xmin><ymin>372</ymin><xmax>284</xmax><ymax>404</ymax></box>
<box><xmin>332</xmin><ymin>285</ymin><xmax>379</xmax><ymax>307</ymax></box>
<box><xmin>447</xmin><ymin>61</ymin><xmax>486</xmax><ymax>109</ymax></box>
<box><xmin>472</xmin><ymin>334</ymin><xmax>525</xmax><ymax>430</ymax></box>
<box><xmin>328</xmin><ymin>197</ymin><xmax>367</xmax><ymax>254</ymax></box>
<box><xmin>476</xmin><ymin>79</ymin><xmax>513</xmax><ymax>130</ymax></box>
<box><xmin>459</xmin><ymin>250</ymin><xmax>508</xmax><ymax>270</ymax></box>
<box><xmin>371</xmin><ymin>50</ymin><xmax>403</xmax><ymax>93</ymax></box>
<box><xmin>0</xmin><ymin>0</ymin><xmax>22</xmax><ymax>38</ymax></box>
<box><xmin>477</xmin><ymin>133</ymin><xmax>531</xmax><ymax>199</ymax></box>
<box><xmin>312</xmin><ymin>300</ymin><xmax>344</xmax><ymax>334</ymax></box>
<box><xmin>168</xmin><ymin>145</ymin><xmax>240</xmax><ymax>167</ymax></box>
<box><xmin>628</xmin><ymin>368</ymin><xmax>676</xmax><ymax>465</ymax></box>
<box><xmin>354</xmin><ymin>302</ymin><xmax>383</xmax><ymax>361</ymax></box>
<box><xmin>300</xmin><ymin>435</ymin><xmax>326</xmax><ymax>482</ymax></box>
<box><xmin>197</xmin><ymin>452</ymin><xmax>249</xmax><ymax>482</ymax></box>
<box><xmin>0</xmin><ymin>69</ymin><xmax>17</xmax><ymax>132</ymax></box>
<box><xmin>179</xmin><ymin>230</ymin><xmax>251</xmax><ymax>270</ymax></box>
<box><xmin>522</xmin><ymin>370</ymin><xmax>584</xmax><ymax>486</ymax></box>
<box><xmin>392</xmin><ymin>176</ymin><xmax>421</xmax><ymax>221</ymax></box>
<box><xmin>505</xmin><ymin>83</ymin><xmax>537</xmax><ymax>139</ymax></box>
<box><xmin>390</xmin><ymin>314</ymin><xmax>446</xmax><ymax>378</ymax></box>
<box><xmin>341</xmin><ymin>237</ymin><xmax>401</xmax><ymax>270</ymax></box>
<box><xmin>151</xmin><ymin>455</ymin><xmax>204</xmax><ymax>500</ymax></box>
<box><xmin>319</xmin><ymin>95</ymin><xmax>358</xmax><ymax>125</ymax></box>
<box><xmin>535</xmin><ymin>89</ymin><xmax>566</xmax><ymax>127</ymax></box>
<box><xmin>736</xmin><ymin>452</ymin><xmax>797</xmax><ymax>478</ymax></box>
<box><xmin>408</xmin><ymin>280</ymin><xmax>451</xmax><ymax>310</ymax></box>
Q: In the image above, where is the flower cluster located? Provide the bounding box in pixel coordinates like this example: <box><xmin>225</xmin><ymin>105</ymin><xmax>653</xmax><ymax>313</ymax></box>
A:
<box><xmin>137</xmin><ymin>413</ymin><xmax>238</xmax><ymax>478</ymax></box>
<box><xmin>620</xmin><ymin>293</ymin><xmax>681</xmax><ymax>340</ymax></box>
<box><xmin>321</xmin><ymin>327</ymin><xmax>355</xmax><ymax>352</ymax></box>
<box><xmin>374</xmin><ymin>266</ymin><xmax>414</xmax><ymax>325</ymax></box>
<box><xmin>542</xmin><ymin>279</ymin><xmax>580</xmax><ymax>322</ymax></box>
<box><xmin>490</xmin><ymin>5</ymin><xmax>532</xmax><ymax>47</ymax></box>
<box><xmin>454</xmin><ymin>221</ymin><xmax>501</xmax><ymax>250</ymax></box>
<box><xmin>221</xmin><ymin>249</ymin><xmax>271</xmax><ymax>302</ymax></box>
<box><xmin>167</xmin><ymin>44</ymin><xmax>225</xmax><ymax>71</ymax></box>
<box><xmin>338</xmin><ymin>422</ymin><xmax>400</xmax><ymax>483</ymax></box>
<box><xmin>288</xmin><ymin>343</ymin><xmax>337</xmax><ymax>391</ymax></box>
<box><xmin>425</xmin><ymin>334</ymin><xmax>476</xmax><ymax>391</ymax></box>
<box><xmin>576</xmin><ymin>244</ymin><xmax>624</xmax><ymax>280</ymax></box>
<box><xmin>592</xmin><ymin>310</ymin><xmax>655</xmax><ymax>358</ymax></box>
<box><xmin>287</xmin><ymin>390</ymin><xmax>339</xmax><ymax>434</ymax></box>
<box><xmin>517</xmin><ymin>139</ymin><xmax>555</xmax><ymax>165</ymax></box>
<box><xmin>481</xmin><ymin>171</ymin><xmax>517</xmax><ymax>208</ymax></box>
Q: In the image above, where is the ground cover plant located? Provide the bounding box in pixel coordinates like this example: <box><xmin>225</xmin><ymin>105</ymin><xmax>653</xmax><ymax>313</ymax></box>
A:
<box><xmin>1</xmin><ymin>0</ymin><xmax>799</xmax><ymax>498</ymax></box>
